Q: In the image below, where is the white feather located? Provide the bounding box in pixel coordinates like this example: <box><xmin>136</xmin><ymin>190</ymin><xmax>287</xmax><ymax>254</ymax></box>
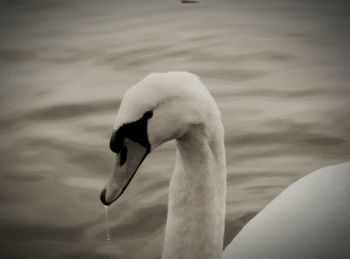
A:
<box><xmin>114</xmin><ymin>72</ymin><xmax>350</xmax><ymax>259</ymax></box>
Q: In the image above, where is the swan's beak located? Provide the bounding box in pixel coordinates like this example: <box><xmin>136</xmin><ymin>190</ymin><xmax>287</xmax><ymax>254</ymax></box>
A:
<box><xmin>100</xmin><ymin>138</ymin><xmax>149</xmax><ymax>206</ymax></box>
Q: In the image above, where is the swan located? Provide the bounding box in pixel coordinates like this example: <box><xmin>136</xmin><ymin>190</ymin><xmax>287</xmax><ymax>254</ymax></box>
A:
<box><xmin>99</xmin><ymin>71</ymin><xmax>350</xmax><ymax>259</ymax></box>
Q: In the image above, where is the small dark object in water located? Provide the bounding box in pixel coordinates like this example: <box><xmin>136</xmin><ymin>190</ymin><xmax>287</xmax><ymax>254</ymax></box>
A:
<box><xmin>180</xmin><ymin>0</ymin><xmax>199</xmax><ymax>3</ymax></box>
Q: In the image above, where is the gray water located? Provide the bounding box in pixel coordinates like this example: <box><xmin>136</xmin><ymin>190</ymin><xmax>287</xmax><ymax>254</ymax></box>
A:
<box><xmin>0</xmin><ymin>0</ymin><xmax>350</xmax><ymax>258</ymax></box>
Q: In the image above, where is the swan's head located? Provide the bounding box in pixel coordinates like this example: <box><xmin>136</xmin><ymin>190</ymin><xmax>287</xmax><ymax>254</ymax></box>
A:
<box><xmin>100</xmin><ymin>72</ymin><xmax>219</xmax><ymax>205</ymax></box>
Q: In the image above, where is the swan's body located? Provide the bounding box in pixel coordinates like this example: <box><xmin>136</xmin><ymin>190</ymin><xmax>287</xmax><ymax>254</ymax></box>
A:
<box><xmin>223</xmin><ymin>161</ymin><xmax>350</xmax><ymax>259</ymax></box>
<box><xmin>100</xmin><ymin>71</ymin><xmax>350</xmax><ymax>259</ymax></box>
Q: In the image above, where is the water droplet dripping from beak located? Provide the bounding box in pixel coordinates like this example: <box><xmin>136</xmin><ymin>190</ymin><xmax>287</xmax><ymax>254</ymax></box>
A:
<box><xmin>104</xmin><ymin>205</ymin><xmax>112</xmax><ymax>259</ymax></box>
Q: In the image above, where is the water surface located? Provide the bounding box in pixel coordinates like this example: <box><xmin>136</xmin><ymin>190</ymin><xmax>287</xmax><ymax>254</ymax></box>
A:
<box><xmin>0</xmin><ymin>0</ymin><xmax>350</xmax><ymax>258</ymax></box>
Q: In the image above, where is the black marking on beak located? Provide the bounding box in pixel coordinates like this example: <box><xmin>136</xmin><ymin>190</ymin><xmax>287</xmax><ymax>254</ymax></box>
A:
<box><xmin>101</xmin><ymin>111</ymin><xmax>153</xmax><ymax>206</ymax></box>
<box><xmin>100</xmin><ymin>189</ymin><xmax>110</xmax><ymax>206</ymax></box>
<box><xmin>110</xmin><ymin>110</ymin><xmax>153</xmax><ymax>154</ymax></box>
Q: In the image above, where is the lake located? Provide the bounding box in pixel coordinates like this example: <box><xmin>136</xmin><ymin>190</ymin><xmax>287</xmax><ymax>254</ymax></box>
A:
<box><xmin>0</xmin><ymin>0</ymin><xmax>349</xmax><ymax>258</ymax></box>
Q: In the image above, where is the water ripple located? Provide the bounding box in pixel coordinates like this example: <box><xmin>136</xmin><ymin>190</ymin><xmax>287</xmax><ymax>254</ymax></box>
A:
<box><xmin>25</xmin><ymin>99</ymin><xmax>120</xmax><ymax>121</ymax></box>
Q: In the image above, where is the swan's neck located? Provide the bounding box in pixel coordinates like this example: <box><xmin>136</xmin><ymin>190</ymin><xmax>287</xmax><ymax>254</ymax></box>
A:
<box><xmin>162</xmin><ymin>125</ymin><xmax>226</xmax><ymax>259</ymax></box>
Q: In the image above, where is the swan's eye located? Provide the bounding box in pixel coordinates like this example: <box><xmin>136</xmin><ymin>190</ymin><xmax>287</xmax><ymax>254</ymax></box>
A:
<box><xmin>120</xmin><ymin>146</ymin><xmax>128</xmax><ymax>166</ymax></box>
<box><xmin>143</xmin><ymin>111</ymin><xmax>153</xmax><ymax>119</ymax></box>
